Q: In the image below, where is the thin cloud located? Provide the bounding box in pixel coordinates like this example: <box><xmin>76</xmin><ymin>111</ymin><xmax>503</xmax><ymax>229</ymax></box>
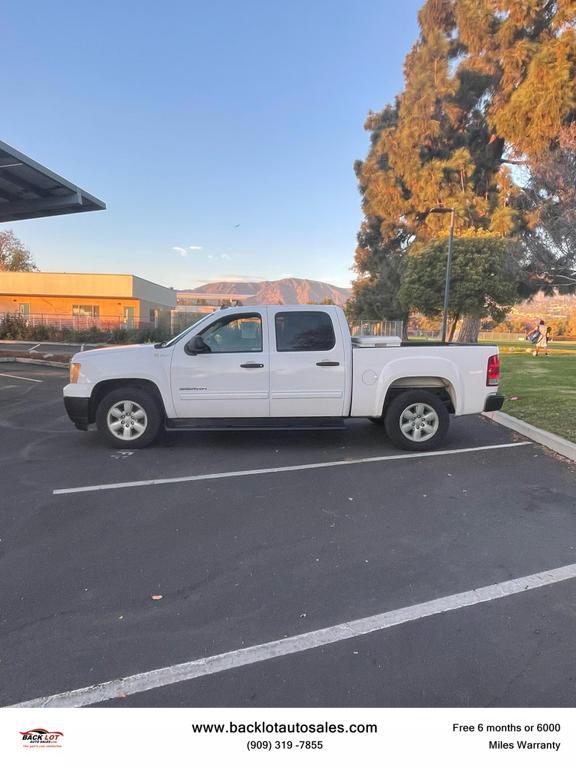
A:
<box><xmin>173</xmin><ymin>245</ymin><xmax>204</xmax><ymax>255</ymax></box>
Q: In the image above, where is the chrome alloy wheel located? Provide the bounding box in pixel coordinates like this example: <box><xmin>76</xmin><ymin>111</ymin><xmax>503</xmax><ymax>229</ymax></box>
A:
<box><xmin>399</xmin><ymin>402</ymin><xmax>439</xmax><ymax>442</ymax></box>
<box><xmin>106</xmin><ymin>400</ymin><xmax>148</xmax><ymax>441</ymax></box>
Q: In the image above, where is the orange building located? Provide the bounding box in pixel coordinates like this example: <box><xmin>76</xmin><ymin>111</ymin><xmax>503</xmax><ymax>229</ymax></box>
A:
<box><xmin>0</xmin><ymin>272</ymin><xmax>176</xmax><ymax>329</ymax></box>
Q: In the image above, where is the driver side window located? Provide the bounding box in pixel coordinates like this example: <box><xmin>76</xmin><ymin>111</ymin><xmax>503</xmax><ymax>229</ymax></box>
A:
<box><xmin>198</xmin><ymin>313</ymin><xmax>263</xmax><ymax>353</ymax></box>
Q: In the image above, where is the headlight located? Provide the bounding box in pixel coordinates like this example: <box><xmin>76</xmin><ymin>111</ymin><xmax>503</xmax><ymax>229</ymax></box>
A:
<box><xmin>70</xmin><ymin>363</ymin><xmax>81</xmax><ymax>384</ymax></box>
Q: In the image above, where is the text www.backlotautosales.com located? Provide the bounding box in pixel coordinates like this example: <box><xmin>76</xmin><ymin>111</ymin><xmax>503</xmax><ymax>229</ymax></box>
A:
<box><xmin>191</xmin><ymin>720</ymin><xmax>378</xmax><ymax>751</ymax></box>
<box><xmin>192</xmin><ymin>721</ymin><xmax>377</xmax><ymax>734</ymax></box>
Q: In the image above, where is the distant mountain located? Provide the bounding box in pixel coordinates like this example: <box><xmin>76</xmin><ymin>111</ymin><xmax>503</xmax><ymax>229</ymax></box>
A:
<box><xmin>179</xmin><ymin>277</ymin><xmax>351</xmax><ymax>306</ymax></box>
<box><xmin>187</xmin><ymin>281</ymin><xmax>260</xmax><ymax>296</ymax></box>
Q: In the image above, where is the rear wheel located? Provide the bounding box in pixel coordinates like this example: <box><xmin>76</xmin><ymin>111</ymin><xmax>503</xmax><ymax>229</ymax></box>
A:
<box><xmin>384</xmin><ymin>389</ymin><xmax>449</xmax><ymax>451</ymax></box>
<box><xmin>95</xmin><ymin>387</ymin><xmax>162</xmax><ymax>448</ymax></box>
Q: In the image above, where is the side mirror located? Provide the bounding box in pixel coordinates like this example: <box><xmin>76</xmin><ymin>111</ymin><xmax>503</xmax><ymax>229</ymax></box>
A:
<box><xmin>185</xmin><ymin>336</ymin><xmax>211</xmax><ymax>356</ymax></box>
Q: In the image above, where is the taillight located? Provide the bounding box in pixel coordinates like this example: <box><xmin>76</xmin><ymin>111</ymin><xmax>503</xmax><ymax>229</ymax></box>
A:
<box><xmin>487</xmin><ymin>354</ymin><xmax>500</xmax><ymax>386</ymax></box>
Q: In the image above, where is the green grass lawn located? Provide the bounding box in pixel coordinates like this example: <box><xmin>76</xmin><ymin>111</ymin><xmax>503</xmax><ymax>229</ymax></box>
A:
<box><xmin>481</xmin><ymin>340</ymin><xmax>576</xmax><ymax>353</ymax></box>
<box><xmin>498</xmin><ymin>352</ymin><xmax>576</xmax><ymax>443</ymax></box>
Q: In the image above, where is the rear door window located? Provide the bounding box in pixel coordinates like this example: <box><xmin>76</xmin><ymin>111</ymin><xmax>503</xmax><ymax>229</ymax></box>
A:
<box><xmin>275</xmin><ymin>311</ymin><xmax>335</xmax><ymax>352</ymax></box>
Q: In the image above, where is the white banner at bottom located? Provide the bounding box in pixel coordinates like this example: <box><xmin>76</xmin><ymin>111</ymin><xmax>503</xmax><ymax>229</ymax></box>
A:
<box><xmin>0</xmin><ymin>708</ymin><xmax>573</xmax><ymax>766</ymax></box>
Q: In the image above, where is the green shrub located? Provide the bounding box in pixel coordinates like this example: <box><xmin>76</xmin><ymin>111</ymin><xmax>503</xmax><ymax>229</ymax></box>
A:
<box><xmin>108</xmin><ymin>327</ymin><xmax>129</xmax><ymax>344</ymax></box>
<box><xmin>0</xmin><ymin>314</ymin><xmax>30</xmax><ymax>339</ymax></box>
<box><xmin>30</xmin><ymin>324</ymin><xmax>51</xmax><ymax>340</ymax></box>
<box><xmin>129</xmin><ymin>327</ymin><xmax>168</xmax><ymax>344</ymax></box>
<box><xmin>0</xmin><ymin>315</ymin><xmax>173</xmax><ymax>345</ymax></box>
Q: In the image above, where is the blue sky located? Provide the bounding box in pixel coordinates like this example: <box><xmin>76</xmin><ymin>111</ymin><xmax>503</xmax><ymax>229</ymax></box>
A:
<box><xmin>3</xmin><ymin>0</ymin><xmax>421</xmax><ymax>289</ymax></box>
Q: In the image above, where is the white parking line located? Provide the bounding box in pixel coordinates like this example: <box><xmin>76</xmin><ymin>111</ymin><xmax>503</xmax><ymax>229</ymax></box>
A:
<box><xmin>9</xmin><ymin>560</ymin><xmax>576</xmax><ymax>708</ymax></box>
<box><xmin>53</xmin><ymin>441</ymin><xmax>531</xmax><ymax>496</ymax></box>
<box><xmin>0</xmin><ymin>372</ymin><xmax>42</xmax><ymax>383</ymax></box>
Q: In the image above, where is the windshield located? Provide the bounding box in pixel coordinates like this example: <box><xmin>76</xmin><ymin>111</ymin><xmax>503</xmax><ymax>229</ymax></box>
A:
<box><xmin>161</xmin><ymin>316</ymin><xmax>207</xmax><ymax>348</ymax></box>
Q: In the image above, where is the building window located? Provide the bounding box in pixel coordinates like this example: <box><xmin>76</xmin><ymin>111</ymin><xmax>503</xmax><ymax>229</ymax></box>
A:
<box><xmin>72</xmin><ymin>305</ymin><xmax>100</xmax><ymax>319</ymax></box>
<box><xmin>123</xmin><ymin>306</ymin><xmax>135</xmax><ymax>328</ymax></box>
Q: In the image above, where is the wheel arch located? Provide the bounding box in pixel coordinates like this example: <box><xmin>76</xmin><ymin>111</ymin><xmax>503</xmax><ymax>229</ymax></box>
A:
<box><xmin>89</xmin><ymin>379</ymin><xmax>166</xmax><ymax>424</ymax></box>
<box><xmin>382</xmin><ymin>377</ymin><xmax>456</xmax><ymax>415</ymax></box>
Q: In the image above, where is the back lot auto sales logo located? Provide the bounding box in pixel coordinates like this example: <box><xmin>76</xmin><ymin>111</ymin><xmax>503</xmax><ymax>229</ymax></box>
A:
<box><xmin>20</xmin><ymin>728</ymin><xmax>64</xmax><ymax>748</ymax></box>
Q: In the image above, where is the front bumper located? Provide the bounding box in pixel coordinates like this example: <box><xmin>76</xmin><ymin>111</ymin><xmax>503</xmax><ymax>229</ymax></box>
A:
<box><xmin>64</xmin><ymin>396</ymin><xmax>91</xmax><ymax>431</ymax></box>
<box><xmin>483</xmin><ymin>393</ymin><xmax>505</xmax><ymax>412</ymax></box>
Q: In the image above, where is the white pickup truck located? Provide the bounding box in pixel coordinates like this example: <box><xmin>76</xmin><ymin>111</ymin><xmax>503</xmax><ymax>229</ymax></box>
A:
<box><xmin>63</xmin><ymin>304</ymin><xmax>504</xmax><ymax>451</ymax></box>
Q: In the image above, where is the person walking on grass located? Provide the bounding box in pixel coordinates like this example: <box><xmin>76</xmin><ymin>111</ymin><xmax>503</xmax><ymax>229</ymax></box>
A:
<box><xmin>528</xmin><ymin>319</ymin><xmax>549</xmax><ymax>357</ymax></box>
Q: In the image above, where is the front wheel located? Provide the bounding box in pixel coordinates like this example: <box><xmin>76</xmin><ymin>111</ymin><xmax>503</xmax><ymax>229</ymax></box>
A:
<box><xmin>384</xmin><ymin>390</ymin><xmax>449</xmax><ymax>451</ymax></box>
<box><xmin>95</xmin><ymin>387</ymin><xmax>162</xmax><ymax>448</ymax></box>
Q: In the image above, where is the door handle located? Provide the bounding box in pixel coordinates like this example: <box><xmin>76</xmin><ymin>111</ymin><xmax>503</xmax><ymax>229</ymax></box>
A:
<box><xmin>240</xmin><ymin>362</ymin><xmax>264</xmax><ymax>368</ymax></box>
<box><xmin>316</xmin><ymin>361</ymin><xmax>340</xmax><ymax>366</ymax></box>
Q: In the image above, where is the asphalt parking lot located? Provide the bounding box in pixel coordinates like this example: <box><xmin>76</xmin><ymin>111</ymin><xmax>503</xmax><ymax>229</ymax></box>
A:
<box><xmin>0</xmin><ymin>341</ymin><xmax>102</xmax><ymax>355</ymax></box>
<box><xmin>1</xmin><ymin>361</ymin><xmax>576</xmax><ymax>708</ymax></box>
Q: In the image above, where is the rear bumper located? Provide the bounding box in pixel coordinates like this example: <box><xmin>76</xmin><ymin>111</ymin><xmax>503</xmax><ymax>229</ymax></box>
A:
<box><xmin>64</xmin><ymin>396</ymin><xmax>90</xmax><ymax>431</ymax></box>
<box><xmin>483</xmin><ymin>393</ymin><xmax>505</xmax><ymax>412</ymax></box>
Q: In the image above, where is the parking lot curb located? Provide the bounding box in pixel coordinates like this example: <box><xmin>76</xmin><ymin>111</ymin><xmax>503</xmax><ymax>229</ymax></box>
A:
<box><xmin>483</xmin><ymin>411</ymin><xmax>576</xmax><ymax>462</ymax></box>
<box><xmin>0</xmin><ymin>356</ymin><xmax>69</xmax><ymax>369</ymax></box>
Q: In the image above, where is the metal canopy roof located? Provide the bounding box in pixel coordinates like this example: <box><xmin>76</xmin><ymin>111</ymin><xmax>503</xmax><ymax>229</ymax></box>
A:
<box><xmin>0</xmin><ymin>140</ymin><xmax>106</xmax><ymax>223</ymax></box>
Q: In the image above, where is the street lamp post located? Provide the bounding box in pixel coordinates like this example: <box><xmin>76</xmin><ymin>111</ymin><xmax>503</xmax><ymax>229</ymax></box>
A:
<box><xmin>428</xmin><ymin>207</ymin><xmax>455</xmax><ymax>343</ymax></box>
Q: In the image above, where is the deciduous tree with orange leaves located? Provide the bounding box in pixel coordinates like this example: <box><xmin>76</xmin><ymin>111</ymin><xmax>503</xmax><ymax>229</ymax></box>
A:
<box><xmin>350</xmin><ymin>0</ymin><xmax>576</xmax><ymax>341</ymax></box>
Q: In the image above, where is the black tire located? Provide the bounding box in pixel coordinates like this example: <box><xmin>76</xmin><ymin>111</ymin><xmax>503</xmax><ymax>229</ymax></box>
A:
<box><xmin>95</xmin><ymin>387</ymin><xmax>162</xmax><ymax>448</ymax></box>
<box><xmin>384</xmin><ymin>389</ymin><xmax>449</xmax><ymax>451</ymax></box>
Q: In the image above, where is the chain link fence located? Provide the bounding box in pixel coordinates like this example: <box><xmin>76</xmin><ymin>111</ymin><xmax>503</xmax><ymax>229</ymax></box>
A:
<box><xmin>0</xmin><ymin>311</ymin><xmax>162</xmax><ymax>331</ymax></box>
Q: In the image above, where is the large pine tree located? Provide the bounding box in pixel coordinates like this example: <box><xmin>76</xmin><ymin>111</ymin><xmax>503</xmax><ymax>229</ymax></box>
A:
<box><xmin>519</xmin><ymin>125</ymin><xmax>576</xmax><ymax>295</ymax></box>
<box><xmin>352</xmin><ymin>0</ymin><xmax>576</xmax><ymax>341</ymax></box>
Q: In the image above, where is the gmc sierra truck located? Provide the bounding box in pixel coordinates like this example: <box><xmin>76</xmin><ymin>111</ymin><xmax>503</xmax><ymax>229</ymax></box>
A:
<box><xmin>63</xmin><ymin>304</ymin><xmax>504</xmax><ymax>450</ymax></box>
